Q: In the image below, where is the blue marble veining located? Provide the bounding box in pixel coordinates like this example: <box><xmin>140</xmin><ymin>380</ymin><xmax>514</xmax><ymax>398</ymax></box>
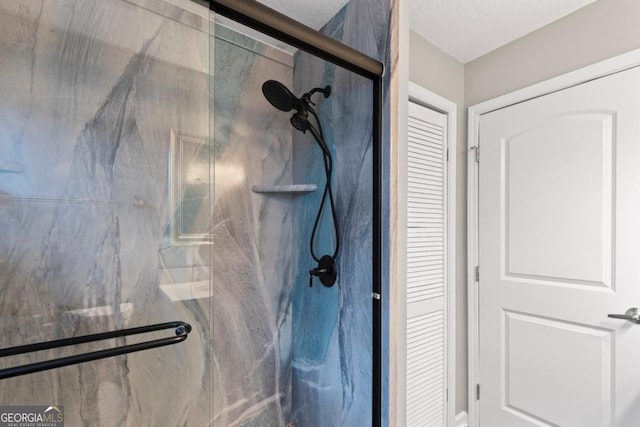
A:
<box><xmin>210</xmin><ymin>21</ymin><xmax>295</xmax><ymax>426</ymax></box>
<box><xmin>0</xmin><ymin>1</ymin><xmax>213</xmax><ymax>426</ymax></box>
<box><xmin>0</xmin><ymin>0</ymin><xmax>392</xmax><ymax>425</ymax></box>
<box><xmin>291</xmin><ymin>0</ymin><xmax>393</xmax><ymax>425</ymax></box>
<box><xmin>0</xmin><ymin>0</ymin><xmax>294</xmax><ymax>425</ymax></box>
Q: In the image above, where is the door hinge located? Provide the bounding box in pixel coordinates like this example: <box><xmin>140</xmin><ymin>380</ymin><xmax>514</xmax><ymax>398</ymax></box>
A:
<box><xmin>372</xmin><ymin>292</ymin><xmax>381</xmax><ymax>300</ymax></box>
<box><xmin>475</xmin><ymin>266</ymin><xmax>480</xmax><ymax>282</ymax></box>
<box><xmin>471</xmin><ymin>146</ymin><xmax>479</xmax><ymax>163</ymax></box>
<box><xmin>476</xmin><ymin>384</ymin><xmax>480</xmax><ymax>400</ymax></box>
<box><xmin>446</xmin><ymin>148</ymin><xmax>449</xmax><ymax>162</ymax></box>
<box><xmin>446</xmin><ymin>388</ymin><xmax>449</xmax><ymax>402</ymax></box>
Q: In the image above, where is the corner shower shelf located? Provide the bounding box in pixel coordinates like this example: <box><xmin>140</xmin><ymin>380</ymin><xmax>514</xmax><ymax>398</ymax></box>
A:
<box><xmin>251</xmin><ymin>184</ymin><xmax>317</xmax><ymax>194</ymax></box>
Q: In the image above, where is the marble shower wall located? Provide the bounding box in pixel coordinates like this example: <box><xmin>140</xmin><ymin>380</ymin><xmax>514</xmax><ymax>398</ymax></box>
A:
<box><xmin>291</xmin><ymin>0</ymin><xmax>393</xmax><ymax>425</ymax></box>
<box><xmin>0</xmin><ymin>1</ymin><xmax>212</xmax><ymax>425</ymax></box>
<box><xmin>210</xmin><ymin>22</ymin><xmax>296</xmax><ymax>427</ymax></box>
<box><xmin>0</xmin><ymin>0</ymin><xmax>296</xmax><ymax>425</ymax></box>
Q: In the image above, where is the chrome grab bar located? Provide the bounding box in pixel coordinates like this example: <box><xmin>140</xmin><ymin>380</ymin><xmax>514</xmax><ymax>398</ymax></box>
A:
<box><xmin>0</xmin><ymin>321</ymin><xmax>192</xmax><ymax>379</ymax></box>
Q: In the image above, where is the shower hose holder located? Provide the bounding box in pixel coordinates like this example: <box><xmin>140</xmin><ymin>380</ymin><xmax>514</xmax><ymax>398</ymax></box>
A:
<box><xmin>309</xmin><ymin>255</ymin><xmax>337</xmax><ymax>287</ymax></box>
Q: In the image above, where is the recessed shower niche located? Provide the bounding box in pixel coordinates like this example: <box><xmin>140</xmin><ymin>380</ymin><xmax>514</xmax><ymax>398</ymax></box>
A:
<box><xmin>169</xmin><ymin>131</ymin><xmax>213</xmax><ymax>244</ymax></box>
<box><xmin>0</xmin><ymin>0</ymin><xmax>390</xmax><ymax>425</ymax></box>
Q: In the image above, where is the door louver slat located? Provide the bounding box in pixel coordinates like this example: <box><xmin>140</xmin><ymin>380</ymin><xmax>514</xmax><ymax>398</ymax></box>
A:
<box><xmin>406</xmin><ymin>102</ymin><xmax>447</xmax><ymax>427</ymax></box>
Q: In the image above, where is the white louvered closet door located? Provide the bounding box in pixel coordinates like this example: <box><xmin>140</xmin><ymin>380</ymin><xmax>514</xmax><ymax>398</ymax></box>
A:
<box><xmin>406</xmin><ymin>102</ymin><xmax>448</xmax><ymax>427</ymax></box>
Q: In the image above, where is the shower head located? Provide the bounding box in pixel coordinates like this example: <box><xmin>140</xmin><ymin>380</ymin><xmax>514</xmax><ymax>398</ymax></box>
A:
<box><xmin>262</xmin><ymin>80</ymin><xmax>332</xmax><ymax>116</ymax></box>
<box><xmin>262</xmin><ymin>79</ymin><xmax>331</xmax><ymax>153</ymax></box>
<box><xmin>290</xmin><ymin>110</ymin><xmax>309</xmax><ymax>132</ymax></box>
<box><xmin>262</xmin><ymin>80</ymin><xmax>298</xmax><ymax>112</ymax></box>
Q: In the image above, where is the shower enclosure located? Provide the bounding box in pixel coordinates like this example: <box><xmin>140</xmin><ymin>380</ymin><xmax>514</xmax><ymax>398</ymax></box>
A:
<box><xmin>0</xmin><ymin>0</ymin><xmax>386</xmax><ymax>425</ymax></box>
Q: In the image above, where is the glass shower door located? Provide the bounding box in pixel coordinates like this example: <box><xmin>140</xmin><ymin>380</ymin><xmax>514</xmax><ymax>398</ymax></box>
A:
<box><xmin>210</xmin><ymin>9</ymin><xmax>375</xmax><ymax>426</ymax></box>
<box><xmin>0</xmin><ymin>0</ymin><xmax>212</xmax><ymax>425</ymax></box>
<box><xmin>209</xmin><ymin>15</ymin><xmax>296</xmax><ymax>425</ymax></box>
<box><xmin>0</xmin><ymin>0</ymin><xmax>380</xmax><ymax>425</ymax></box>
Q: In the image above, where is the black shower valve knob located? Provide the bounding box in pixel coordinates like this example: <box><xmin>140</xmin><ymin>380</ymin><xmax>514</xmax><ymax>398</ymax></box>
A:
<box><xmin>308</xmin><ymin>255</ymin><xmax>337</xmax><ymax>288</ymax></box>
<box><xmin>309</xmin><ymin>267</ymin><xmax>325</xmax><ymax>287</ymax></box>
<box><xmin>310</xmin><ymin>267</ymin><xmax>328</xmax><ymax>275</ymax></box>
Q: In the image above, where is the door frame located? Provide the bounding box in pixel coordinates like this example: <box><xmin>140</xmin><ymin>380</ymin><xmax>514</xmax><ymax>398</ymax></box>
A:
<box><xmin>401</xmin><ymin>81</ymin><xmax>457</xmax><ymax>425</ymax></box>
<box><xmin>466</xmin><ymin>48</ymin><xmax>640</xmax><ymax>427</ymax></box>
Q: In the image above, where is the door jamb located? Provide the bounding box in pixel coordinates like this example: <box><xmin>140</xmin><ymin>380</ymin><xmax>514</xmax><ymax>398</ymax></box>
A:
<box><xmin>408</xmin><ymin>81</ymin><xmax>457</xmax><ymax>426</ymax></box>
<box><xmin>466</xmin><ymin>48</ymin><xmax>640</xmax><ymax>427</ymax></box>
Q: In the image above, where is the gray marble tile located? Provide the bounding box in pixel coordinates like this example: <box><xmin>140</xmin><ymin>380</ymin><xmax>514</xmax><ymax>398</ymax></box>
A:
<box><xmin>210</xmin><ymin>26</ymin><xmax>295</xmax><ymax>426</ymax></box>
<box><xmin>0</xmin><ymin>0</ymin><xmax>392</xmax><ymax>426</ymax></box>
<box><xmin>0</xmin><ymin>1</ymin><xmax>211</xmax><ymax>425</ymax></box>
<box><xmin>290</xmin><ymin>0</ymin><xmax>392</xmax><ymax>425</ymax></box>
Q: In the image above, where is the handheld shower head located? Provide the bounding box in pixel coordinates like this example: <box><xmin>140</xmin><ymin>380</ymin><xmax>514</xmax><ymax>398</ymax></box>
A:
<box><xmin>290</xmin><ymin>110</ymin><xmax>309</xmax><ymax>132</ymax></box>
<box><xmin>262</xmin><ymin>80</ymin><xmax>298</xmax><ymax>112</ymax></box>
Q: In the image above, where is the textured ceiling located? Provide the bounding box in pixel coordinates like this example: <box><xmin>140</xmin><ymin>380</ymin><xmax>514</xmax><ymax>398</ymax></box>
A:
<box><xmin>409</xmin><ymin>0</ymin><xmax>598</xmax><ymax>64</ymax></box>
<box><xmin>206</xmin><ymin>0</ymin><xmax>599</xmax><ymax>63</ymax></box>
<box><xmin>256</xmin><ymin>0</ymin><xmax>350</xmax><ymax>31</ymax></box>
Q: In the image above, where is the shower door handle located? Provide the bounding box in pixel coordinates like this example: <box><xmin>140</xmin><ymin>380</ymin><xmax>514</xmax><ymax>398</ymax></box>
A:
<box><xmin>0</xmin><ymin>320</ymin><xmax>192</xmax><ymax>380</ymax></box>
<box><xmin>608</xmin><ymin>307</ymin><xmax>640</xmax><ymax>324</ymax></box>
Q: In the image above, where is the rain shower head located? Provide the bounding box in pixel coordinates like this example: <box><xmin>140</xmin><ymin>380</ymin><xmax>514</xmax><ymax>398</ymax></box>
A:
<box><xmin>262</xmin><ymin>80</ymin><xmax>297</xmax><ymax>112</ymax></box>
<box><xmin>261</xmin><ymin>80</ymin><xmax>332</xmax><ymax>115</ymax></box>
<box><xmin>261</xmin><ymin>79</ymin><xmax>332</xmax><ymax>153</ymax></box>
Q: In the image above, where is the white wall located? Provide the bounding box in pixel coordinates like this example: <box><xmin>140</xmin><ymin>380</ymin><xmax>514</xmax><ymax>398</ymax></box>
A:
<box><xmin>390</xmin><ymin>1</ymin><xmax>408</xmax><ymax>425</ymax></box>
<box><xmin>408</xmin><ymin>0</ymin><xmax>640</xmax><ymax>417</ymax></box>
<box><xmin>465</xmin><ymin>0</ymin><xmax>640</xmax><ymax>106</ymax></box>
<box><xmin>409</xmin><ymin>30</ymin><xmax>467</xmax><ymax>414</ymax></box>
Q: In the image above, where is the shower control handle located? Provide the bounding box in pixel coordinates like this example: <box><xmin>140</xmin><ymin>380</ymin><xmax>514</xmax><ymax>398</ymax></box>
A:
<box><xmin>308</xmin><ymin>255</ymin><xmax>337</xmax><ymax>288</ymax></box>
<box><xmin>309</xmin><ymin>267</ymin><xmax>327</xmax><ymax>287</ymax></box>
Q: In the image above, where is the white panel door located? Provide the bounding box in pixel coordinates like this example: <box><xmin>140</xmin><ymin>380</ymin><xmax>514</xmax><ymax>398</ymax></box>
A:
<box><xmin>406</xmin><ymin>102</ymin><xmax>448</xmax><ymax>427</ymax></box>
<box><xmin>478</xmin><ymin>66</ymin><xmax>640</xmax><ymax>427</ymax></box>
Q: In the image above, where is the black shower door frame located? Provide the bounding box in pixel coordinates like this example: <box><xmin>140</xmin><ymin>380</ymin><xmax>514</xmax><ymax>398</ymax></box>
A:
<box><xmin>203</xmin><ymin>0</ymin><xmax>384</xmax><ymax>425</ymax></box>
